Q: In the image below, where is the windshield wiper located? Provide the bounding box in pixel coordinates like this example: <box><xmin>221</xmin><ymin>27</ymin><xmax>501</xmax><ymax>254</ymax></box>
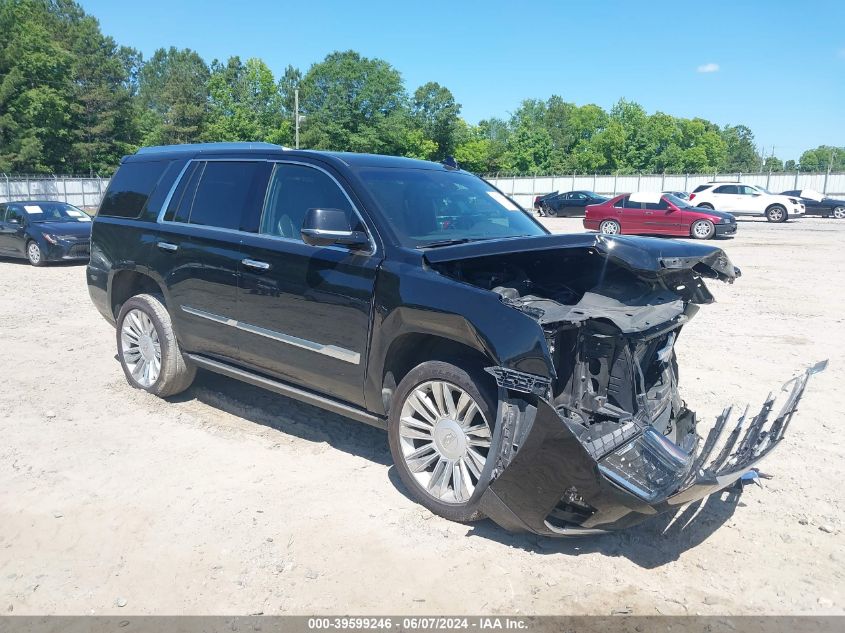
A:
<box><xmin>418</xmin><ymin>238</ymin><xmax>477</xmax><ymax>249</ymax></box>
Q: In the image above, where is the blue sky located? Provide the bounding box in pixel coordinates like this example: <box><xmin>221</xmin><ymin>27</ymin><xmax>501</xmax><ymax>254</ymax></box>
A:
<box><xmin>80</xmin><ymin>0</ymin><xmax>844</xmax><ymax>161</ymax></box>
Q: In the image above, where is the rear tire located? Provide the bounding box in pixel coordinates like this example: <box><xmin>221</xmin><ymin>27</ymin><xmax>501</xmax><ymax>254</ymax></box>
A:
<box><xmin>543</xmin><ymin>204</ymin><xmax>557</xmax><ymax>218</ymax></box>
<box><xmin>388</xmin><ymin>360</ymin><xmax>498</xmax><ymax>523</ymax></box>
<box><xmin>690</xmin><ymin>219</ymin><xmax>715</xmax><ymax>240</ymax></box>
<box><xmin>116</xmin><ymin>293</ymin><xmax>196</xmax><ymax>398</ymax></box>
<box><xmin>599</xmin><ymin>219</ymin><xmax>621</xmax><ymax>234</ymax></box>
<box><xmin>832</xmin><ymin>206</ymin><xmax>845</xmax><ymax>219</ymax></box>
<box><xmin>765</xmin><ymin>205</ymin><xmax>787</xmax><ymax>223</ymax></box>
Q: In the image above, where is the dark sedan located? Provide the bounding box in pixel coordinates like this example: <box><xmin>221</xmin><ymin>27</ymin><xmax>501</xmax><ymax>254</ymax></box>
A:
<box><xmin>537</xmin><ymin>190</ymin><xmax>608</xmax><ymax>217</ymax></box>
<box><xmin>780</xmin><ymin>190</ymin><xmax>845</xmax><ymax>218</ymax></box>
<box><xmin>0</xmin><ymin>201</ymin><xmax>92</xmax><ymax>266</ymax></box>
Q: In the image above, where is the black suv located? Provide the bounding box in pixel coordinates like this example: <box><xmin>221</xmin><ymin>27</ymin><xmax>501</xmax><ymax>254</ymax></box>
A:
<box><xmin>88</xmin><ymin>143</ymin><xmax>823</xmax><ymax>536</ymax></box>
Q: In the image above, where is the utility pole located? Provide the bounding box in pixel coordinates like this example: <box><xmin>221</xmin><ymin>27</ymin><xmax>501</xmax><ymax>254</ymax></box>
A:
<box><xmin>294</xmin><ymin>88</ymin><xmax>300</xmax><ymax>150</ymax></box>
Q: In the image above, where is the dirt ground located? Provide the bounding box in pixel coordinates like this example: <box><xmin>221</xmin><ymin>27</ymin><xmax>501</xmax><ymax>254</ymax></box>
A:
<box><xmin>0</xmin><ymin>216</ymin><xmax>843</xmax><ymax>616</ymax></box>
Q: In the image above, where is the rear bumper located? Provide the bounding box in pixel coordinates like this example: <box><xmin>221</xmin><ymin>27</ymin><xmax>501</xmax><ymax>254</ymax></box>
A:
<box><xmin>477</xmin><ymin>361</ymin><xmax>826</xmax><ymax>536</ymax></box>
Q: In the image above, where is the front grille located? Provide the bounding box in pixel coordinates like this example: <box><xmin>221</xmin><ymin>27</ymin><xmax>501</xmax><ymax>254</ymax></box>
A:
<box><xmin>68</xmin><ymin>244</ymin><xmax>90</xmax><ymax>257</ymax></box>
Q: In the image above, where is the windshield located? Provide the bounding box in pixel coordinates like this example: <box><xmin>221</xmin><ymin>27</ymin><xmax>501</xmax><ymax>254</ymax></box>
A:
<box><xmin>666</xmin><ymin>194</ymin><xmax>695</xmax><ymax>209</ymax></box>
<box><xmin>358</xmin><ymin>169</ymin><xmax>547</xmax><ymax>247</ymax></box>
<box><xmin>23</xmin><ymin>202</ymin><xmax>89</xmax><ymax>223</ymax></box>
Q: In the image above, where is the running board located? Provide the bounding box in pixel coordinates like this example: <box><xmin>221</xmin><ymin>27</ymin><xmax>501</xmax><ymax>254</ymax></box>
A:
<box><xmin>185</xmin><ymin>353</ymin><xmax>387</xmax><ymax>430</ymax></box>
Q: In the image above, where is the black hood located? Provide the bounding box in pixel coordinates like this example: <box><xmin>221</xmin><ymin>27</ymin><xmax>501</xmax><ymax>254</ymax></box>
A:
<box><xmin>422</xmin><ymin>233</ymin><xmax>740</xmax><ymax>283</ymax></box>
<box><xmin>29</xmin><ymin>220</ymin><xmax>92</xmax><ymax>237</ymax></box>
<box><xmin>695</xmin><ymin>208</ymin><xmax>735</xmax><ymax>222</ymax></box>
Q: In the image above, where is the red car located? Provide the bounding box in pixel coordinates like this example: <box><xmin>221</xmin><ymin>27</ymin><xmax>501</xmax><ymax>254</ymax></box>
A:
<box><xmin>584</xmin><ymin>192</ymin><xmax>737</xmax><ymax>240</ymax></box>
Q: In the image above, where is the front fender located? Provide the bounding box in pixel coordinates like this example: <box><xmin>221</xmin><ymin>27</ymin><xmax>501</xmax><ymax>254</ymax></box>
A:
<box><xmin>364</xmin><ymin>260</ymin><xmax>555</xmax><ymax>415</ymax></box>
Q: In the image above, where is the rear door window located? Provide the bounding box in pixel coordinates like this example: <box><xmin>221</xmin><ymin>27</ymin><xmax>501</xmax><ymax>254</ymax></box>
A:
<box><xmin>714</xmin><ymin>185</ymin><xmax>739</xmax><ymax>194</ymax></box>
<box><xmin>164</xmin><ymin>161</ymin><xmax>271</xmax><ymax>231</ymax></box>
<box><xmin>99</xmin><ymin>160</ymin><xmax>172</xmax><ymax>218</ymax></box>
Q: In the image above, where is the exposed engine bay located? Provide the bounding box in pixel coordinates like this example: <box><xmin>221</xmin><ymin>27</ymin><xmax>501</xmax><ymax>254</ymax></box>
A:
<box><xmin>423</xmin><ymin>234</ymin><xmax>824</xmax><ymax>534</ymax></box>
<box><xmin>430</xmin><ymin>246</ymin><xmax>696</xmax><ymax>451</ymax></box>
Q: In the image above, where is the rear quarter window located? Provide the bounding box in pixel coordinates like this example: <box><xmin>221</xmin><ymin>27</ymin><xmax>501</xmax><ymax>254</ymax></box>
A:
<box><xmin>98</xmin><ymin>160</ymin><xmax>172</xmax><ymax>219</ymax></box>
<box><xmin>692</xmin><ymin>185</ymin><xmax>710</xmax><ymax>193</ymax></box>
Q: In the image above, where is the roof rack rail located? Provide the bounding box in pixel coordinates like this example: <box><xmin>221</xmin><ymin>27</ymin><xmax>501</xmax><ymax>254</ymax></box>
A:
<box><xmin>136</xmin><ymin>142</ymin><xmax>287</xmax><ymax>155</ymax></box>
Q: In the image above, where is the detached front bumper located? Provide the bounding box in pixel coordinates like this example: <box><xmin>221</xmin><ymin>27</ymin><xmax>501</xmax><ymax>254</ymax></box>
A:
<box><xmin>476</xmin><ymin>361</ymin><xmax>826</xmax><ymax>536</ymax></box>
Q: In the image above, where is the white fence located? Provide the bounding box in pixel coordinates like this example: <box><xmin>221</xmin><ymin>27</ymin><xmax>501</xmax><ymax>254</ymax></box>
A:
<box><xmin>485</xmin><ymin>172</ymin><xmax>845</xmax><ymax>209</ymax></box>
<box><xmin>2</xmin><ymin>171</ymin><xmax>844</xmax><ymax>212</ymax></box>
<box><xmin>0</xmin><ymin>175</ymin><xmax>109</xmax><ymax>210</ymax></box>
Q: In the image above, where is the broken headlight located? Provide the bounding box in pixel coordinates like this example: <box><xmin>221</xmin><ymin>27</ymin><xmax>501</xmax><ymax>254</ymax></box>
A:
<box><xmin>598</xmin><ymin>427</ymin><xmax>693</xmax><ymax>502</ymax></box>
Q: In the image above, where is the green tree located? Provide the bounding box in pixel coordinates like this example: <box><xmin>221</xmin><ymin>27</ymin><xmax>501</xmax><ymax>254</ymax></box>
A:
<box><xmin>205</xmin><ymin>56</ymin><xmax>289</xmax><ymax>144</ymax></box>
<box><xmin>411</xmin><ymin>81</ymin><xmax>460</xmax><ymax>159</ymax></box>
<box><xmin>299</xmin><ymin>50</ymin><xmax>408</xmax><ymax>153</ymax></box>
<box><xmin>721</xmin><ymin>125</ymin><xmax>760</xmax><ymax>171</ymax></box>
<box><xmin>138</xmin><ymin>47</ymin><xmax>209</xmax><ymax>145</ymax></box>
<box><xmin>798</xmin><ymin>145</ymin><xmax>845</xmax><ymax>171</ymax></box>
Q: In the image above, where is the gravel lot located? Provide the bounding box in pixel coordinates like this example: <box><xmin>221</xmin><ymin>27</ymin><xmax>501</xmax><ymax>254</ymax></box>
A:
<box><xmin>1</xmin><ymin>216</ymin><xmax>843</xmax><ymax>615</ymax></box>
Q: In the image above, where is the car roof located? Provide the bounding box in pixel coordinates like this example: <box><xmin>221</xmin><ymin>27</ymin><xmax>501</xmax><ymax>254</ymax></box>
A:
<box><xmin>125</xmin><ymin>142</ymin><xmax>453</xmax><ymax>172</ymax></box>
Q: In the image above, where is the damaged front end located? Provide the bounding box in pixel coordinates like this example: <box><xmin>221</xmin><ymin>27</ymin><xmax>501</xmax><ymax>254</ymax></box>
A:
<box><xmin>427</xmin><ymin>234</ymin><xmax>826</xmax><ymax>534</ymax></box>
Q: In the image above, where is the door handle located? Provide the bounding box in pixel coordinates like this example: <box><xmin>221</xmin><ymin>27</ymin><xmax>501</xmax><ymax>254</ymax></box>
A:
<box><xmin>157</xmin><ymin>241</ymin><xmax>178</xmax><ymax>252</ymax></box>
<box><xmin>242</xmin><ymin>258</ymin><xmax>271</xmax><ymax>271</ymax></box>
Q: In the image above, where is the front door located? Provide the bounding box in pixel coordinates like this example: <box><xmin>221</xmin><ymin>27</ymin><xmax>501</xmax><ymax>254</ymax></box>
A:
<box><xmin>0</xmin><ymin>204</ymin><xmax>26</xmax><ymax>255</ymax></box>
<box><xmin>236</xmin><ymin>161</ymin><xmax>379</xmax><ymax>408</ymax></box>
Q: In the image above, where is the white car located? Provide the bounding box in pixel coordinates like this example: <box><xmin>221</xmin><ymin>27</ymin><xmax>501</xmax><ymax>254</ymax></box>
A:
<box><xmin>688</xmin><ymin>182</ymin><xmax>805</xmax><ymax>222</ymax></box>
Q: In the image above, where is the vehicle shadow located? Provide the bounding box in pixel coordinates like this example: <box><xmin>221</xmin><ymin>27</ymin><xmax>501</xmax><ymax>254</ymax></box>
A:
<box><xmin>168</xmin><ymin>367</ymin><xmax>740</xmax><ymax>564</ymax></box>
<box><xmin>0</xmin><ymin>256</ymin><xmax>88</xmax><ymax>266</ymax></box>
<box><xmin>171</xmin><ymin>368</ymin><xmax>392</xmax><ymax>466</ymax></box>
<box><xmin>463</xmin><ymin>486</ymin><xmax>743</xmax><ymax>569</ymax></box>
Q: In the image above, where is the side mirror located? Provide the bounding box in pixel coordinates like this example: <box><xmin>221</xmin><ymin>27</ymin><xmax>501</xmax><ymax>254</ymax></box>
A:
<box><xmin>300</xmin><ymin>208</ymin><xmax>370</xmax><ymax>249</ymax></box>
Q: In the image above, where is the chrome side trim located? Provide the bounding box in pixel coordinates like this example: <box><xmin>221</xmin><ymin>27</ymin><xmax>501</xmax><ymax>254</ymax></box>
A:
<box><xmin>180</xmin><ymin>305</ymin><xmax>360</xmax><ymax>365</ymax></box>
<box><xmin>185</xmin><ymin>353</ymin><xmax>385</xmax><ymax>430</ymax></box>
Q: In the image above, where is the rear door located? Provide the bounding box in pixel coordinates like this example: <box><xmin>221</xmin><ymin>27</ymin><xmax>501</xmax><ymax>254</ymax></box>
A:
<box><xmin>235</xmin><ymin>161</ymin><xmax>380</xmax><ymax>407</ymax></box>
<box><xmin>620</xmin><ymin>196</ymin><xmax>646</xmax><ymax>232</ymax></box>
<box><xmin>0</xmin><ymin>204</ymin><xmax>26</xmax><ymax>255</ymax></box>
<box><xmin>151</xmin><ymin>159</ymin><xmax>272</xmax><ymax>363</ymax></box>
<box><xmin>710</xmin><ymin>185</ymin><xmax>743</xmax><ymax>213</ymax></box>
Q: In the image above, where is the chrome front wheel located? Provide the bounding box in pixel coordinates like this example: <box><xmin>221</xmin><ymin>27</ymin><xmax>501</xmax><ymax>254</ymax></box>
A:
<box><xmin>27</xmin><ymin>241</ymin><xmax>43</xmax><ymax>266</ymax></box>
<box><xmin>120</xmin><ymin>308</ymin><xmax>162</xmax><ymax>388</ymax></box>
<box><xmin>833</xmin><ymin>206</ymin><xmax>845</xmax><ymax>219</ymax></box>
<box><xmin>398</xmin><ymin>380</ymin><xmax>492</xmax><ymax>505</ymax></box>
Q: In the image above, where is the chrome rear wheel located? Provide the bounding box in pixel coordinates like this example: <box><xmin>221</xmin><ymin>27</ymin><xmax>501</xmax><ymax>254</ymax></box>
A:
<box><xmin>120</xmin><ymin>308</ymin><xmax>162</xmax><ymax>388</ymax></box>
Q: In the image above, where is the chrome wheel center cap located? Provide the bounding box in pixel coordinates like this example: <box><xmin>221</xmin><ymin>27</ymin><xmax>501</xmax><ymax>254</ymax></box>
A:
<box><xmin>139</xmin><ymin>335</ymin><xmax>156</xmax><ymax>361</ymax></box>
<box><xmin>433</xmin><ymin>419</ymin><xmax>466</xmax><ymax>460</ymax></box>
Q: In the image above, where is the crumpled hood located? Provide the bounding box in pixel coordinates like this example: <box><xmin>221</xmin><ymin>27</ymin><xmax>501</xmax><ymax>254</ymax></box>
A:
<box><xmin>422</xmin><ymin>233</ymin><xmax>740</xmax><ymax>283</ymax></box>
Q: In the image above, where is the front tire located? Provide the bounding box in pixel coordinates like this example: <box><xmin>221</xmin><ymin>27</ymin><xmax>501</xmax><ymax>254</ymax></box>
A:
<box><xmin>26</xmin><ymin>241</ymin><xmax>45</xmax><ymax>266</ymax></box>
<box><xmin>832</xmin><ymin>206</ymin><xmax>845</xmax><ymax>219</ymax></box>
<box><xmin>766</xmin><ymin>205</ymin><xmax>787</xmax><ymax>222</ymax></box>
<box><xmin>388</xmin><ymin>360</ymin><xmax>497</xmax><ymax>523</ymax></box>
<box><xmin>599</xmin><ymin>219</ymin><xmax>621</xmax><ymax>234</ymax></box>
<box><xmin>691</xmin><ymin>219</ymin><xmax>715</xmax><ymax>240</ymax></box>
<box><xmin>116</xmin><ymin>293</ymin><xmax>196</xmax><ymax>397</ymax></box>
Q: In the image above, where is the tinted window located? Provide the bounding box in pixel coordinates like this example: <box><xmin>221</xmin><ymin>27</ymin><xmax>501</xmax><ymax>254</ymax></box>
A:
<box><xmin>0</xmin><ymin>204</ymin><xmax>5</xmax><ymax>221</ymax></box>
<box><xmin>692</xmin><ymin>185</ymin><xmax>710</xmax><ymax>193</ymax></box>
<box><xmin>645</xmin><ymin>198</ymin><xmax>669</xmax><ymax>210</ymax></box>
<box><xmin>613</xmin><ymin>196</ymin><xmax>627</xmax><ymax>208</ymax></box>
<box><xmin>739</xmin><ymin>186</ymin><xmax>758</xmax><ymax>195</ymax></box>
<box><xmin>164</xmin><ymin>162</ymin><xmax>203</xmax><ymax>223</ymax></box>
<box><xmin>714</xmin><ymin>185</ymin><xmax>739</xmax><ymax>194</ymax></box>
<box><xmin>99</xmin><ymin>160</ymin><xmax>171</xmax><ymax>218</ymax></box>
<box><xmin>622</xmin><ymin>197</ymin><xmax>642</xmax><ymax>209</ymax></box>
<box><xmin>188</xmin><ymin>161</ymin><xmax>265</xmax><ymax>230</ymax></box>
<box><xmin>260</xmin><ymin>164</ymin><xmax>360</xmax><ymax>240</ymax></box>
